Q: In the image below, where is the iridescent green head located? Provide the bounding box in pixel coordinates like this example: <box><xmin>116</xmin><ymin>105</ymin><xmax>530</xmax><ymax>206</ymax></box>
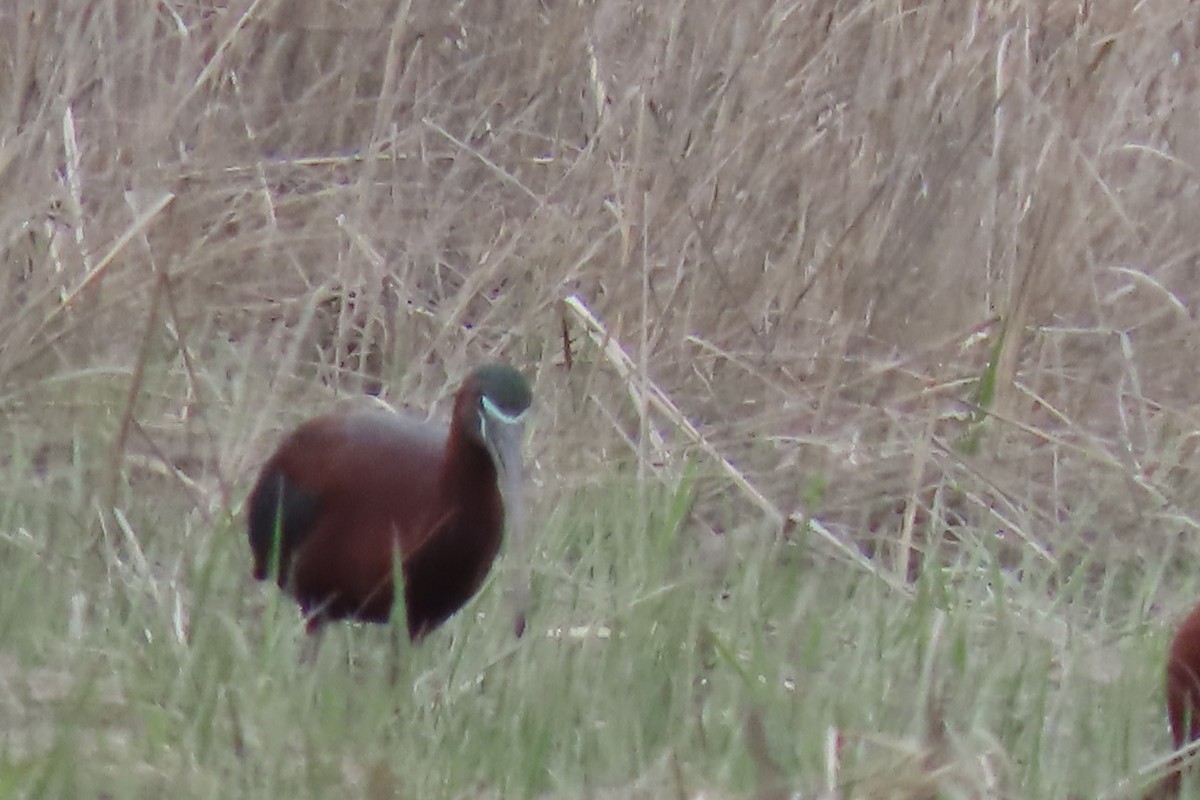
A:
<box><xmin>471</xmin><ymin>363</ymin><xmax>533</xmax><ymax>424</ymax></box>
<box><xmin>458</xmin><ymin>362</ymin><xmax>533</xmax><ymax>636</ymax></box>
<box><xmin>455</xmin><ymin>363</ymin><xmax>531</xmax><ymax>475</ymax></box>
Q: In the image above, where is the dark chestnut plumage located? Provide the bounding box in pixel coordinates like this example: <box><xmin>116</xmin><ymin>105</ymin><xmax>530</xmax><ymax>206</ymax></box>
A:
<box><xmin>1153</xmin><ymin>602</ymin><xmax>1200</xmax><ymax>797</ymax></box>
<box><xmin>1169</xmin><ymin>605</ymin><xmax>1200</xmax><ymax>747</ymax></box>
<box><xmin>247</xmin><ymin>363</ymin><xmax>532</xmax><ymax>640</ymax></box>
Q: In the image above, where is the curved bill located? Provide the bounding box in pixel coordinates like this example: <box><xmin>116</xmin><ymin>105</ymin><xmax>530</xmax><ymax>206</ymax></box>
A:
<box><xmin>481</xmin><ymin>399</ymin><xmax>531</xmax><ymax>637</ymax></box>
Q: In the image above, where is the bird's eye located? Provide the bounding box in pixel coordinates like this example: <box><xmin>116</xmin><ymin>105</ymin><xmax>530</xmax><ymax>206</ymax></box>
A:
<box><xmin>481</xmin><ymin>395</ymin><xmax>525</xmax><ymax>425</ymax></box>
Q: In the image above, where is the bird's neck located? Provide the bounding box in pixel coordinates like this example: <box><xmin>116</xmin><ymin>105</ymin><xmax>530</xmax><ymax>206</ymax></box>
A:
<box><xmin>436</xmin><ymin>423</ymin><xmax>501</xmax><ymax>533</ymax></box>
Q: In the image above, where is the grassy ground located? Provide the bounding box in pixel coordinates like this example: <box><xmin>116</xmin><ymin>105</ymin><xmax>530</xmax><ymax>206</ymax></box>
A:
<box><xmin>3</xmin><ymin>0</ymin><xmax>1200</xmax><ymax>797</ymax></box>
<box><xmin>0</xmin><ymin>472</ymin><xmax>1180</xmax><ymax>799</ymax></box>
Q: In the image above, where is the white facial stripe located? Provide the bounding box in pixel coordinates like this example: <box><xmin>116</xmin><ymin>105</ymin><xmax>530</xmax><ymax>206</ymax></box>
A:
<box><xmin>482</xmin><ymin>395</ymin><xmax>528</xmax><ymax>425</ymax></box>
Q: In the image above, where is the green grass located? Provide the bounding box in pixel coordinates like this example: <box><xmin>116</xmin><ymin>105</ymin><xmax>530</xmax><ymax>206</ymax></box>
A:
<box><xmin>0</xmin><ymin>467</ymin><xmax>1180</xmax><ymax>798</ymax></box>
<box><xmin>2</xmin><ymin>1</ymin><xmax>1198</xmax><ymax>796</ymax></box>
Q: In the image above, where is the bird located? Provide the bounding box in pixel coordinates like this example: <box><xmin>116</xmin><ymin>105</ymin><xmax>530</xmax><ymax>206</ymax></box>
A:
<box><xmin>246</xmin><ymin>363</ymin><xmax>533</xmax><ymax>642</ymax></box>
<box><xmin>1145</xmin><ymin>602</ymin><xmax>1200</xmax><ymax>798</ymax></box>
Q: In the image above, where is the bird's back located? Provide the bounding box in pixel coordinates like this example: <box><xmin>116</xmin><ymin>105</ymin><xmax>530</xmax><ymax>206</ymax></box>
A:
<box><xmin>1169</xmin><ymin>605</ymin><xmax>1200</xmax><ymax>747</ymax></box>
<box><xmin>248</xmin><ymin>407</ymin><xmax>451</xmax><ymax>623</ymax></box>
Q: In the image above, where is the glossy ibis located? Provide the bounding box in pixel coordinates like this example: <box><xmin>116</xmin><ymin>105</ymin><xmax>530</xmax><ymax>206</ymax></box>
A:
<box><xmin>1152</xmin><ymin>602</ymin><xmax>1200</xmax><ymax>797</ymax></box>
<box><xmin>247</xmin><ymin>363</ymin><xmax>533</xmax><ymax>641</ymax></box>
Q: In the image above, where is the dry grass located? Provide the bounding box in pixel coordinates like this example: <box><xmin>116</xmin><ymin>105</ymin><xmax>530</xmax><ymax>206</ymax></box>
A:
<box><xmin>3</xmin><ymin>0</ymin><xmax>1200</xmax><ymax>797</ymax></box>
